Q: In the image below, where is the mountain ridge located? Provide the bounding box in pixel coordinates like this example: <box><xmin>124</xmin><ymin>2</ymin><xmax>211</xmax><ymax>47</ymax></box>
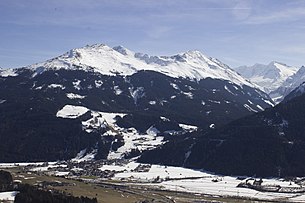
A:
<box><xmin>9</xmin><ymin>44</ymin><xmax>256</xmax><ymax>88</ymax></box>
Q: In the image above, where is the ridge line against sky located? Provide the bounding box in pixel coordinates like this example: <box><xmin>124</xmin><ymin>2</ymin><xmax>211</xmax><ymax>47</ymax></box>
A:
<box><xmin>1</xmin><ymin>0</ymin><xmax>305</xmax><ymax>69</ymax></box>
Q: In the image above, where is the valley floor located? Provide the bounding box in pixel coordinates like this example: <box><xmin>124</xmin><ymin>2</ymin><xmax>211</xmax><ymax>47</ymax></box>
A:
<box><xmin>1</xmin><ymin>161</ymin><xmax>305</xmax><ymax>203</ymax></box>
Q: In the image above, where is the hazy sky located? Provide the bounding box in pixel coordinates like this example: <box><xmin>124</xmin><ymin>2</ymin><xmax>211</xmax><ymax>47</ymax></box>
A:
<box><xmin>1</xmin><ymin>0</ymin><xmax>305</xmax><ymax>68</ymax></box>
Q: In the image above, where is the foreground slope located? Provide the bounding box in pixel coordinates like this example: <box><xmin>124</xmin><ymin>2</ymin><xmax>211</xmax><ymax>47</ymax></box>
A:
<box><xmin>140</xmin><ymin>86</ymin><xmax>305</xmax><ymax>177</ymax></box>
<box><xmin>0</xmin><ymin>44</ymin><xmax>273</xmax><ymax>162</ymax></box>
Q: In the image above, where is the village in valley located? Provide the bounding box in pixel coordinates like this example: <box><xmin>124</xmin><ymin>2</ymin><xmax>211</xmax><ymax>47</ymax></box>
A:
<box><xmin>3</xmin><ymin>159</ymin><xmax>305</xmax><ymax>203</ymax></box>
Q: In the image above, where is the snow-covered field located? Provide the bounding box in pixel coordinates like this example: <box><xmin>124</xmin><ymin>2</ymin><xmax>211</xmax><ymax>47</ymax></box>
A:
<box><xmin>2</xmin><ymin>160</ymin><xmax>305</xmax><ymax>202</ymax></box>
<box><xmin>100</xmin><ymin>162</ymin><xmax>305</xmax><ymax>202</ymax></box>
<box><xmin>0</xmin><ymin>191</ymin><xmax>19</xmax><ymax>202</ymax></box>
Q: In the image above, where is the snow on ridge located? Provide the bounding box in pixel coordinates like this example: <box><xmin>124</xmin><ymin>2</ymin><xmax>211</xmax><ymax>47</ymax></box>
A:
<box><xmin>0</xmin><ymin>68</ymin><xmax>18</xmax><ymax>77</ymax></box>
<box><xmin>25</xmin><ymin>43</ymin><xmax>256</xmax><ymax>88</ymax></box>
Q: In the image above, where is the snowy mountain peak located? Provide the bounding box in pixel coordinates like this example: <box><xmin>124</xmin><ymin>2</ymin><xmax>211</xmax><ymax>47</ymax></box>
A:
<box><xmin>271</xmin><ymin>65</ymin><xmax>305</xmax><ymax>102</ymax></box>
<box><xmin>235</xmin><ymin>61</ymin><xmax>299</xmax><ymax>94</ymax></box>
<box><xmin>24</xmin><ymin>43</ymin><xmax>257</xmax><ymax>87</ymax></box>
<box><xmin>181</xmin><ymin>50</ymin><xmax>205</xmax><ymax>58</ymax></box>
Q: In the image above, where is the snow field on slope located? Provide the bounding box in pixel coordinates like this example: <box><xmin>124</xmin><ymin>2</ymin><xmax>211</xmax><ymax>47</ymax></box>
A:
<box><xmin>56</xmin><ymin>105</ymin><xmax>89</xmax><ymax>119</ymax></box>
<box><xmin>56</xmin><ymin>105</ymin><xmax>165</xmax><ymax>161</ymax></box>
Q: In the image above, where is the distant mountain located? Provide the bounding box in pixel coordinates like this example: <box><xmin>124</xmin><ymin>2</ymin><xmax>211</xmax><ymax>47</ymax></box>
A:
<box><xmin>0</xmin><ymin>44</ymin><xmax>273</xmax><ymax>163</ymax></box>
<box><xmin>140</xmin><ymin>84</ymin><xmax>305</xmax><ymax>177</ymax></box>
<box><xmin>235</xmin><ymin>62</ymin><xmax>298</xmax><ymax>101</ymax></box>
<box><xmin>270</xmin><ymin>66</ymin><xmax>305</xmax><ymax>102</ymax></box>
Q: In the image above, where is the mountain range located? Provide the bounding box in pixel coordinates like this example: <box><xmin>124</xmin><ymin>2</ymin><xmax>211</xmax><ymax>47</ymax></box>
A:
<box><xmin>0</xmin><ymin>44</ymin><xmax>273</xmax><ymax>163</ymax></box>
<box><xmin>1</xmin><ymin>43</ymin><xmax>305</xmax><ymax>177</ymax></box>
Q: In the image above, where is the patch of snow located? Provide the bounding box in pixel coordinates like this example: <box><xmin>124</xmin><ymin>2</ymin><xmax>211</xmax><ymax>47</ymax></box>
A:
<box><xmin>103</xmin><ymin>118</ymin><xmax>164</xmax><ymax>160</ymax></box>
<box><xmin>0</xmin><ymin>191</ymin><xmax>19</xmax><ymax>201</ymax></box>
<box><xmin>170</xmin><ymin>83</ymin><xmax>180</xmax><ymax>90</ymax></box>
<box><xmin>209</xmin><ymin>123</ymin><xmax>215</xmax><ymax>129</ymax></box>
<box><xmin>66</xmin><ymin>93</ymin><xmax>86</xmax><ymax>99</ymax></box>
<box><xmin>34</xmin><ymin>86</ymin><xmax>43</xmax><ymax>90</ymax></box>
<box><xmin>182</xmin><ymin>91</ymin><xmax>193</xmax><ymax>99</ymax></box>
<box><xmin>0</xmin><ymin>162</ymin><xmax>56</xmax><ymax>168</ymax></box>
<box><xmin>0</xmin><ymin>69</ymin><xmax>18</xmax><ymax>77</ymax></box>
<box><xmin>179</xmin><ymin>124</ymin><xmax>198</xmax><ymax>132</ymax></box>
<box><xmin>114</xmin><ymin>86</ymin><xmax>123</xmax><ymax>95</ymax></box>
<box><xmin>30</xmin><ymin>163</ymin><xmax>67</xmax><ymax>172</ymax></box>
<box><xmin>146</xmin><ymin>126</ymin><xmax>160</xmax><ymax>136</ymax></box>
<box><xmin>48</xmin><ymin>84</ymin><xmax>65</xmax><ymax>90</ymax></box>
<box><xmin>73</xmin><ymin>80</ymin><xmax>81</xmax><ymax>90</ymax></box>
<box><xmin>149</xmin><ymin>101</ymin><xmax>156</xmax><ymax>105</ymax></box>
<box><xmin>100</xmin><ymin>112</ymin><xmax>126</xmax><ymax>126</ymax></box>
<box><xmin>160</xmin><ymin>116</ymin><xmax>170</xmax><ymax>121</ymax></box>
<box><xmin>256</xmin><ymin>104</ymin><xmax>264</xmax><ymax>111</ymax></box>
<box><xmin>208</xmin><ymin>100</ymin><xmax>221</xmax><ymax>104</ymax></box>
<box><xmin>129</xmin><ymin>87</ymin><xmax>145</xmax><ymax>105</ymax></box>
<box><xmin>56</xmin><ymin>105</ymin><xmax>89</xmax><ymax>119</ymax></box>
<box><xmin>248</xmin><ymin>100</ymin><xmax>253</xmax><ymax>104</ymax></box>
<box><xmin>71</xmin><ymin>149</ymin><xmax>97</xmax><ymax>163</ymax></box>
<box><xmin>99</xmin><ymin>162</ymin><xmax>139</xmax><ymax>172</ymax></box>
<box><xmin>115</xmin><ymin>164</ymin><xmax>205</xmax><ymax>181</ymax></box>
<box><xmin>244</xmin><ymin>104</ymin><xmax>258</xmax><ymax>112</ymax></box>
<box><xmin>55</xmin><ymin>171</ymin><xmax>70</xmax><ymax>176</ymax></box>
<box><xmin>95</xmin><ymin>80</ymin><xmax>103</xmax><ymax>88</ymax></box>
<box><xmin>263</xmin><ymin>99</ymin><xmax>275</xmax><ymax>107</ymax></box>
<box><xmin>224</xmin><ymin>85</ymin><xmax>236</xmax><ymax>95</ymax></box>
<box><xmin>82</xmin><ymin>111</ymin><xmax>106</xmax><ymax>133</ymax></box>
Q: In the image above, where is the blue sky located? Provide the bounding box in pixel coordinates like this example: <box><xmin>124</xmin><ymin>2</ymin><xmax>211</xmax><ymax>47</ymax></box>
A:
<box><xmin>1</xmin><ymin>0</ymin><xmax>305</xmax><ymax>68</ymax></box>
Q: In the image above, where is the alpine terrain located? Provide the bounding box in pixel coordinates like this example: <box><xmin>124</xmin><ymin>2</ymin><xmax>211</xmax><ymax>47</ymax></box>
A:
<box><xmin>235</xmin><ymin>62</ymin><xmax>298</xmax><ymax>102</ymax></box>
<box><xmin>270</xmin><ymin>66</ymin><xmax>305</xmax><ymax>102</ymax></box>
<box><xmin>0</xmin><ymin>44</ymin><xmax>273</xmax><ymax>163</ymax></box>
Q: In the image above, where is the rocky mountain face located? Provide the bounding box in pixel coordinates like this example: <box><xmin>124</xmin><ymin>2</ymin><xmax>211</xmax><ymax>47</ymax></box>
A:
<box><xmin>235</xmin><ymin>62</ymin><xmax>298</xmax><ymax>102</ymax></box>
<box><xmin>139</xmin><ymin>86</ymin><xmax>305</xmax><ymax>177</ymax></box>
<box><xmin>0</xmin><ymin>44</ymin><xmax>273</xmax><ymax>163</ymax></box>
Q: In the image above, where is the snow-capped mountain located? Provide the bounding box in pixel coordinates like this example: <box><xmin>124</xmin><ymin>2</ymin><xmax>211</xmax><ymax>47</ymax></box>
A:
<box><xmin>235</xmin><ymin>62</ymin><xmax>298</xmax><ymax>97</ymax></box>
<box><xmin>25</xmin><ymin>44</ymin><xmax>255</xmax><ymax>87</ymax></box>
<box><xmin>270</xmin><ymin>66</ymin><xmax>305</xmax><ymax>102</ymax></box>
<box><xmin>0</xmin><ymin>44</ymin><xmax>274</xmax><ymax>163</ymax></box>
